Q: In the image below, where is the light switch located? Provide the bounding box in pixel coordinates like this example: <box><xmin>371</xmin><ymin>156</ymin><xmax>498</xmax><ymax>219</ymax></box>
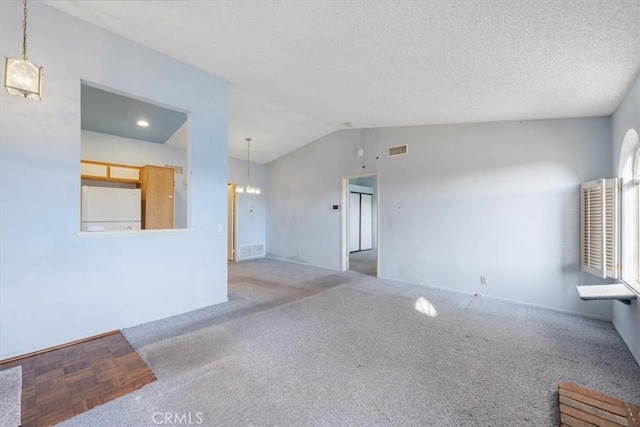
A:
<box><xmin>216</xmin><ymin>224</ymin><xmax>222</xmax><ymax>232</ymax></box>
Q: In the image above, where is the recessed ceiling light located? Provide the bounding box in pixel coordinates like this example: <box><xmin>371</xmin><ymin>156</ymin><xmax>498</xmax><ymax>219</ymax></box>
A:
<box><xmin>137</xmin><ymin>120</ymin><xmax>149</xmax><ymax>127</ymax></box>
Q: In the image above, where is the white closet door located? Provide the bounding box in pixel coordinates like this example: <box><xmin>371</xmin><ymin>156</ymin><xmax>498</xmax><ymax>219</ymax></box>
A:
<box><xmin>360</xmin><ymin>193</ymin><xmax>373</xmax><ymax>250</ymax></box>
<box><xmin>349</xmin><ymin>192</ymin><xmax>361</xmax><ymax>252</ymax></box>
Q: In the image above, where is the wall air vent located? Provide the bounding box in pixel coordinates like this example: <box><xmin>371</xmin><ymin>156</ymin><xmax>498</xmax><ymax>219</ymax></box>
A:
<box><xmin>164</xmin><ymin>164</ymin><xmax>184</xmax><ymax>175</ymax></box>
<box><xmin>388</xmin><ymin>144</ymin><xmax>408</xmax><ymax>157</ymax></box>
<box><xmin>239</xmin><ymin>244</ymin><xmax>265</xmax><ymax>260</ymax></box>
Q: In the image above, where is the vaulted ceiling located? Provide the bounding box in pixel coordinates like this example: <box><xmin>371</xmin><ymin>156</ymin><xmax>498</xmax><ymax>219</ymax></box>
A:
<box><xmin>45</xmin><ymin>0</ymin><xmax>640</xmax><ymax>164</ymax></box>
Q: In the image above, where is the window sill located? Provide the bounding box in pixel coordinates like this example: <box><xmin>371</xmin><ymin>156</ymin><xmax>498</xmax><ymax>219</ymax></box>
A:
<box><xmin>576</xmin><ymin>284</ymin><xmax>637</xmax><ymax>301</ymax></box>
<box><xmin>77</xmin><ymin>228</ymin><xmax>193</xmax><ymax>239</ymax></box>
<box><xmin>621</xmin><ymin>279</ymin><xmax>640</xmax><ymax>297</ymax></box>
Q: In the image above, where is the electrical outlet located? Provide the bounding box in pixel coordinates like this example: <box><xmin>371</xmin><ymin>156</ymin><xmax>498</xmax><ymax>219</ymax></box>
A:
<box><xmin>480</xmin><ymin>276</ymin><xmax>487</xmax><ymax>285</ymax></box>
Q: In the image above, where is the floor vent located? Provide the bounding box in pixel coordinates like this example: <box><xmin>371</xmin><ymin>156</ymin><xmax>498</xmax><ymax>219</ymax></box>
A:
<box><xmin>388</xmin><ymin>144</ymin><xmax>408</xmax><ymax>157</ymax></box>
<box><xmin>239</xmin><ymin>244</ymin><xmax>265</xmax><ymax>260</ymax></box>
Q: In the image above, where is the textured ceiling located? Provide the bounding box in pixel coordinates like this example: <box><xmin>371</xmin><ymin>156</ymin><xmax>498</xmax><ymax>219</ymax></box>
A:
<box><xmin>81</xmin><ymin>85</ymin><xmax>187</xmax><ymax>144</ymax></box>
<box><xmin>45</xmin><ymin>0</ymin><xmax>640</xmax><ymax>164</ymax></box>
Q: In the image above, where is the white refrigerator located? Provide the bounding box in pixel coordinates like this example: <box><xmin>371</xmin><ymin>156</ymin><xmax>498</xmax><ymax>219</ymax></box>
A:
<box><xmin>81</xmin><ymin>186</ymin><xmax>142</xmax><ymax>231</ymax></box>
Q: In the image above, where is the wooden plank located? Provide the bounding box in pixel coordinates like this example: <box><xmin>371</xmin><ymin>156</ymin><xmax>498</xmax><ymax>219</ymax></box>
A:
<box><xmin>559</xmin><ymin>382</ymin><xmax>629</xmax><ymax>409</ymax></box>
<box><xmin>625</xmin><ymin>403</ymin><xmax>640</xmax><ymax>427</ymax></box>
<box><xmin>559</xmin><ymin>388</ymin><xmax>629</xmax><ymax>417</ymax></box>
<box><xmin>559</xmin><ymin>403</ymin><xmax>625</xmax><ymax>427</ymax></box>
<box><xmin>561</xmin><ymin>412</ymin><xmax>597</xmax><ymax>427</ymax></box>
<box><xmin>558</xmin><ymin>382</ymin><xmax>640</xmax><ymax>427</ymax></box>
<box><xmin>560</xmin><ymin>395</ymin><xmax>629</xmax><ymax>425</ymax></box>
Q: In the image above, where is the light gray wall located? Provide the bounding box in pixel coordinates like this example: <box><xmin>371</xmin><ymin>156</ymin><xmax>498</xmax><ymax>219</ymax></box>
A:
<box><xmin>611</xmin><ymin>72</ymin><xmax>640</xmax><ymax>364</ymax></box>
<box><xmin>266</xmin><ymin>118</ymin><xmax>613</xmax><ymax>318</ymax></box>
<box><xmin>82</xmin><ymin>130</ymin><xmax>188</xmax><ymax>228</ymax></box>
<box><xmin>0</xmin><ymin>2</ymin><xmax>228</xmax><ymax>359</ymax></box>
<box><xmin>228</xmin><ymin>158</ymin><xmax>266</xmax><ymax>253</ymax></box>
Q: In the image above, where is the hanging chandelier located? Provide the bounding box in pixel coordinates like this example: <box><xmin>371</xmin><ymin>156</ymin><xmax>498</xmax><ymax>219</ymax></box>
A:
<box><xmin>236</xmin><ymin>137</ymin><xmax>261</xmax><ymax>195</ymax></box>
<box><xmin>4</xmin><ymin>0</ymin><xmax>43</xmax><ymax>100</ymax></box>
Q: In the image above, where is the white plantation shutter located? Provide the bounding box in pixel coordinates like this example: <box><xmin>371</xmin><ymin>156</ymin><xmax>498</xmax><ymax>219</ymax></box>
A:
<box><xmin>635</xmin><ymin>147</ymin><xmax>640</xmax><ymax>283</ymax></box>
<box><xmin>581</xmin><ymin>180</ymin><xmax>605</xmax><ymax>277</ymax></box>
<box><xmin>581</xmin><ymin>178</ymin><xmax>619</xmax><ymax>278</ymax></box>
<box><xmin>604</xmin><ymin>179</ymin><xmax>619</xmax><ymax>278</ymax></box>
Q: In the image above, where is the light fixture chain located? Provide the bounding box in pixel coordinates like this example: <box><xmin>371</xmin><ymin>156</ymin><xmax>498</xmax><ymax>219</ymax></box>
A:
<box><xmin>237</xmin><ymin>138</ymin><xmax>259</xmax><ymax>195</ymax></box>
<box><xmin>247</xmin><ymin>138</ymin><xmax>251</xmax><ymax>187</ymax></box>
<box><xmin>22</xmin><ymin>0</ymin><xmax>28</xmax><ymax>60</ymax></box>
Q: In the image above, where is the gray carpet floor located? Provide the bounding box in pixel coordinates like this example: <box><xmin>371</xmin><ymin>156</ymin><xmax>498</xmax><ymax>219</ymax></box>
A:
<box><xmin>0</xmin><ymin>366</ymin><xmax>22</xmax><ymax>427</ymax></box>
<box><xmin>61</xmin><ymin>259</ymin><xmax>640</xmax><ymax>426</ymax></box>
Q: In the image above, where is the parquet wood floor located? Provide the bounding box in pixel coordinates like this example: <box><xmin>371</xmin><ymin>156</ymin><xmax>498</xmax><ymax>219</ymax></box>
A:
<box><xmin>0</xmin><ymin>332</ymin><xmax>156</xmax><ymax>426</ymax></box>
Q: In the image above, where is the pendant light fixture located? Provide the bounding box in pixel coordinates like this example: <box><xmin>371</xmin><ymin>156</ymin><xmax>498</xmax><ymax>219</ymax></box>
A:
<box><xmin>236</xmin><ymin>138</ymin><xmax>261</xmax><ymax>195</ymax></box>
<box><xmin>4</xmin><ymin>0</ymin><xmax>43</xmax><ymax>100</ymax></box>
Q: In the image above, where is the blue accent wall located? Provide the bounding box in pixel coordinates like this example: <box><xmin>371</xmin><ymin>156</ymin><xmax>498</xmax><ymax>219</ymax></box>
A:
<box><xmin>0</xmin><ymin>1</ymin><xmax>229</xmax><ymax>359</ymax></box>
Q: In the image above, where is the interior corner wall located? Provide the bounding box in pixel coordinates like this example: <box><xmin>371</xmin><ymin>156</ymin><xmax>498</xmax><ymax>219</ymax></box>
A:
<box><xmin>81</xmin><ymin>130</ymin><xmax>188</xmax><ymax>228</ymax></box>
<box><xmin>266</xmin><ymin>117</ymin><xmax>614</xmax><ymax>318</ymax></box>
<box><xmin>0</xmin><ymin>2</ymin><xmax>229</xmax><ymax>359</ymax></box>
<box><xmin>611</xmin><ymin>72</ymin><xmax>640</xmax><ymax>365</ymax></box>
<box><xmin>228</xmin><ymin>158</ymin><xmax>266</xmax><ymax>255</ymax></box>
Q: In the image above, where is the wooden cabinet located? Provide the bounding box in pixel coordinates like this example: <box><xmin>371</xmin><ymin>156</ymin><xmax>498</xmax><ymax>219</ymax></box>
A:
<box><xmin>81</xmin><ymin>161</ymin><xmax>108</xmax><ymax>180</ymax></box>
<box><xmin>139</xmin><ymin>165</ymin><xmax>174</xmax><ymax>229</ymax></box>
<box><xmin>81</xmin><ymin>160</ymin><xmax>140</xmax><ymax>183</ymax></box>
<box><xmin>110</xmin><ymin>165</ymin><xmax>139</xmax><ymax>182</ymax></box>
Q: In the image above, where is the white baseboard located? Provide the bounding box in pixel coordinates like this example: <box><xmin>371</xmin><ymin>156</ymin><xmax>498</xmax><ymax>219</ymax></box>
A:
<box><xmin>264</xmin><ymin>256</ymin><xmax>343</xmax><ymax>272</ymax></box>
<box><xmin>263</xmin><ymin>258</ymin><xmax>612</xmax><ymax>321</ymax></box>
<box><xmin>378</xmin><ymin>274</ymin><xmax>612</xmax><ymax>322</ymax></box>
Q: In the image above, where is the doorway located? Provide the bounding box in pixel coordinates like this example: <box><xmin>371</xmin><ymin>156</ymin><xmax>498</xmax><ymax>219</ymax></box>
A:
<box><xmin>341</xmin><ymin>173</ymin><xmax>379</xmax><ymax>277</ymax></box>
<box><xmin>227</xmin><ymin>183</ymin><xmax>237</xmax><ymax>261</ymax></box>
<box><xmin>349</xmin><ymin>192</ymin><xmax>373</xmax><ymax>252</ymax></box>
